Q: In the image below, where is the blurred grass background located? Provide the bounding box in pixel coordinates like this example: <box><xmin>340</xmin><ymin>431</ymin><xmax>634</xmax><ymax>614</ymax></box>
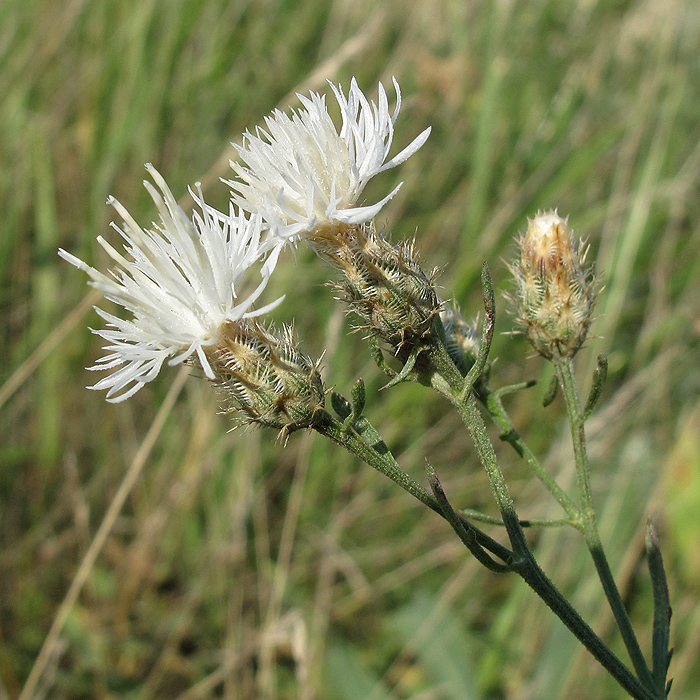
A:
<box><xmin>2</xmin><ymin>0</ymin><xmax>700</xmax><ymax>698</ymax></box>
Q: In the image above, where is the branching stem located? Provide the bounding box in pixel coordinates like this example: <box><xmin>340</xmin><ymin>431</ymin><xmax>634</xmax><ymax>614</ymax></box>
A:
<box><xmin>312</xmin><ymin>408</ymin><xmax>513</xmax><ymax>565</ymax></box>
<box><xmin>427</xmin><ymin>339</ymin><xmax>656</xmax><ymax>700</ymax></box>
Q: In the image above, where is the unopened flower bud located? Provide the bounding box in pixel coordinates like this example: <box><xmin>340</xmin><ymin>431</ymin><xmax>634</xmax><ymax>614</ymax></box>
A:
<box><xmin>510</xmin><ymin>211</ymin><xmax>596</xmax><ymax>359</ymax></box>
<box><xmin>204</xmin><ymin>320</ymin><xmax>325</xmax><ymax>440</ymax></box>
<box><xmin>310</xmin><ymin>222</ymin><xmax>442</xmax><ymax>362</ymax></box>
<box><xmin>440</xmin><ymin>304</ymin><xmax>480</xmax><ymax>374</ymax></box>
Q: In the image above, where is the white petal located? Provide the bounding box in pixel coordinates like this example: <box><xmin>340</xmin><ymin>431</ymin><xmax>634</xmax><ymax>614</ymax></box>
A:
<box><xmin>379</xmin><ymin>127</ymin><xmax>432</xmax><ymax>172</ymax></box>
<box><xmin>334</xmin><ymin>183</ymin><xmax>403</xmax><ymax>224</ymax></box>
<box><xmin>61</xmin><ymin>167</ymin><xmax>281</xmax><ymax>401</ymax></box>
<box><xmin>226</xmin><ymin>77</ymin><xmax>430</xmax><ymax>239</ymax></box>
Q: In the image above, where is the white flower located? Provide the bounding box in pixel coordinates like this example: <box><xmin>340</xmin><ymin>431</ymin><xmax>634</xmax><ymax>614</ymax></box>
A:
<box><xmin>59</xmin><ymin>165</ymin><xmax>283</xmax><ymax>402</ymax></box>
<box><xmin>225</xmin><ymin>77</ymin><xmax>431</xmax><ymax>242</ymax></box>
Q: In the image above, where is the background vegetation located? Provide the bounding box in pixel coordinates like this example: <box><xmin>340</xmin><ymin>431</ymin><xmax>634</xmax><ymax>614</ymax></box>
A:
<box><xmin>2</xmin><ymin>0</ymin><xmax>700</xmax><ymax>698</ymax></box>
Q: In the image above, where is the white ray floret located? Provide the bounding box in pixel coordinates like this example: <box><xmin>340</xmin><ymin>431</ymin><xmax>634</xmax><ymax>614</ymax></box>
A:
<box><xmin>225</xmin><ymin>77</ymin><xmax>431</xmax><ymax>242</ymax></box>
<box><xmin>59</xmin><ymin>165</ymin><xmax>283</xmax><ymax>402</ymax></box>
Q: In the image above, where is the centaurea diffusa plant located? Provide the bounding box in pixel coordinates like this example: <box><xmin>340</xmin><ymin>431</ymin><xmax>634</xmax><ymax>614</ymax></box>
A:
<box><xmin>59</xmin><ymin>79</ymin><xmax>672</xmax><ymax>700</ymax></box>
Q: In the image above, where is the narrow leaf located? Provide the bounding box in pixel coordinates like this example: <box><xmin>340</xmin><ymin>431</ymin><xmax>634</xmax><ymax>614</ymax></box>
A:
<box><xmin>542</xmin><ymin>373</ymin><xmax>559</xmax><ymax>407</ymax></box>
<box><xmin>331</xmin><ymin>391</ymin><xmax>352</xmax><ymax>420</ymax></box>
<box><xmin>582</xmin><ymin>354</ymin><xmax>607</xmax><ymax>420</ymax></box>
<box><xmin>350</xmin><ymin>377</ymin><xmax>366</xmax><ymax>417</ymax></box>
<box><xmin>646</xmin><ymin>521</ymin><xmax>673</xmax><ymax>695</ymax></box>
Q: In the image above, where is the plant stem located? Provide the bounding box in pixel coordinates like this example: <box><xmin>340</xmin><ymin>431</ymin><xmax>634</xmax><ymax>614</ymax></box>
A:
<box><xmin>430</xmin><ymin>343</ymin><xmax>655</xmax><ymax>700</ymax></box>
<box><xmin>312</xmin><ymin>409</ymin><xmax>513</xmax><ymax>565</ymax></box>
<box><xmin>479</xmin><ymin>381</ymin><xmax>582</xmax><ymax>524</ymax></box>
<box><xmin>459</xmin><ymin>508</ymin><xmax>573</xmax><ymax>528</ymax></box>
<box><xmin>511</xmin><ymin>526</ymin><xmax>656</xmax><ymax>700</ymax></box>
<box><xmin>554</xmin><ymin>355</ymin><xmax>657</xmax><ymax>694</ymax></box>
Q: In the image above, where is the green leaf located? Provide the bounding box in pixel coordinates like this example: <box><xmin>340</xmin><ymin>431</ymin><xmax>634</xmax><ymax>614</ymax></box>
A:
<box><xmin>646</xmin><ymin>521</ymin><xmax>673</xmax><ymax>696</ymax></box>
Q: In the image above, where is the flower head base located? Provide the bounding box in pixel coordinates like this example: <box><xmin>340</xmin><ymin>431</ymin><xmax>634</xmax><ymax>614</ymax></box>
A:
<box><xmin>225</xmin><ymin>77</ymin><xmax>431</xmax><ymax>243</ymax></box>
<box><xmin>59</xmin><ymin>166</ymin><xmax>282</xmax><ymax>402</ymax></box>
<box><xmin>313</xmin><ymin>222</ymin><xmax>441</xmax><ymax>363</ymax></box>
<box><xmin>510</xmin><ymin>211</ymin><xmax>596</xmax><ymax>359</ymax></box>
<box><xmin>207</xmin><ymin>320</ymin><xmax>325</xmax><ymax>441</ymax></box>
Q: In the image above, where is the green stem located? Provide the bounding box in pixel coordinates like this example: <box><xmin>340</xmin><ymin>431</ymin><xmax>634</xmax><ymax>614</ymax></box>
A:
<box><xmin>479</xmin><ymin>381</ymin><xmax>582</xmax><ymax>525</ymax></box>
<box><xmin>554</xmin><ymin>355</ymin><xmax>657</xmax><ymax>694</ymax></box>
<box><xmin>316</xmin><ymin>411</ymin><xmax>438</xmax><ymax>511</ymax></box>
<box><xmin>435</xmin><ymin>278</ymin><xmax>580</xmax><ymax>524</ymax></box>
<box><xmin>459</xmin><ymin>509</ymin><xmax>573</xmax><ymax>528</ymax></box>
<box><xmin>429</xmin><ymin>342</ymin><xmax>655</xmax><ymax>700</ymax></box>
<box><xmin>312</xmin><ymin>409</ymin><xmax>513</xmax><ymax>565</ymax></box>
<box><xmin>510</xmin><ymin>521</ymin><xmax>655</xmax><ymax>700</ymax></box>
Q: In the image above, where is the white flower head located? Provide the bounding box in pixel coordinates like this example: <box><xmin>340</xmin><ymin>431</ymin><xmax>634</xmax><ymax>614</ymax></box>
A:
<box><xmin>225</xmin><ymin>77</ymin><xmax>431</xmax><ymax>243</ymax></box>
<box><xmin>59</xmin><ymin>165</ymin><xmax>283</xmax><ymax>402</ymax></box>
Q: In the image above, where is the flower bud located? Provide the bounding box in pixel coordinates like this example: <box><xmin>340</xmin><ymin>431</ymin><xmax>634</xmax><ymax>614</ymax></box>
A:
<box><xmin>440</xmin><ymin>303</ymin><xmax>480</xmax><ymax>374</ymax></box>
<box><xmin>510</xmin><ymin>211</ymin><xmax>596</xmax><ymax>359</ymax></box>
<box><xmin>309</xmin><ymin>222</ymin><xmax>442</xmax><ymax>362</ymax></box>
<box><xmin>203</xmin><ymin>320</ymin><xmax>325</xmax><ymax>440</ymax></box>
